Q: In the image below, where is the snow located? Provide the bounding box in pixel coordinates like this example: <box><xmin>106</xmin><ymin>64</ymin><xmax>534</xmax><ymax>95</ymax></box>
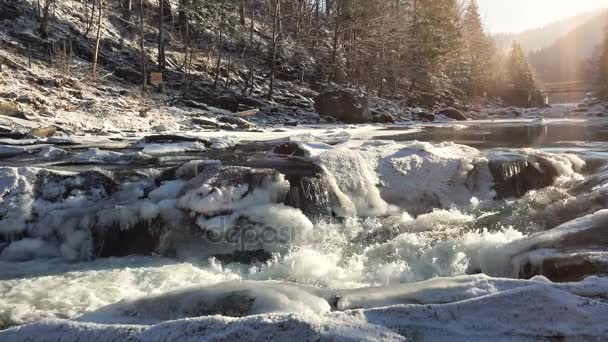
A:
<box><xmin>34</xmin><ymin>145</ymin><xmax>68</xmax><ymax>159</ymax></box>
<box><xmin>140</xmin><ymin>142</ymin><xmax>207</xmax><ymax>155</ymax></box>
<box><xmin>300</xmin><ymin>140</ymin><xmax>495</xmax><ymax>216</ymax></box>
<box><xmin>3</xmin><ymin>274</ymin><xmax>608</xmax><ymax>341</ymax></box>
<box><xmin>482</xmin><ymin>209</ymin><xmax>608</xmax><ymax>278</ymax></box>
<box><xmin>0</xmin><ymin>167</ymin><xmax>37</xmax><ymax>237</ymax></box>
<box><xmin>73</xmin><ymin>148</ymin><xmax>150</xmax><ymax>164</ymax></box>
<box><xmin>0</xmin><ymin>238</ymin><xmax>58</xmax><ymax>261</ymax></box>
<box><xmin>208</xmin><ymin>136</ymin><xmax>239</xmax><ymax>150</ymax></box>
<box><xmin>0</xmin><ymin>122</ymin><xmax>605</xmax><ymax>340</ymax></box>
<box><xmin>147</xmin><ymin>180</ymin><xmax>187</xmax><ymax>202</ymax></box>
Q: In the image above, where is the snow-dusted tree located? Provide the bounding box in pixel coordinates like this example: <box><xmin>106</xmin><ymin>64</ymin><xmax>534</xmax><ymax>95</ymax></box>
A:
<box><xmin>38</xmin><ymin>0</ymin><xmax>57</xmax><ymax>38</ymax></box>
<box><xmin>92</xmin><ymin>0</ymin><xmax>104</xmax><ymax>81</ymax></box>
<box><xmin>139</xmin><ymin>0</ymin><xmax>147</xmax><ymax>90</ymax></box>
<box><xmin>157</xmin><ymin>0</ymin><xmax>170</xmax><ymax>71</ymax></box>
<box><xmin>267</xmin><ymin>0</ymin><xmax>281</xmax><ymax>99</ymax></box>
<box><xmin>596</xmin><ymin>25</ymin><xmax>608</xmax><ymax>99</ymax></box>
<box><xmin>463</xmin><ymin>0</ymin><xmax>496</xmax><ymax>96</ymax></box>
<box><xmin>213</xmin><ymin>2</ymin><xmax>225</xmax><ymax>88</ymax></box>
<box><xmin>504</xmin><ymin>42</ymin><xmax>541</xmax><ymax>106</ymax></box>
<box><xmin>405</xmin><ymin>0</ymin><xmax>466</xmax><ymax>101</ymax></box>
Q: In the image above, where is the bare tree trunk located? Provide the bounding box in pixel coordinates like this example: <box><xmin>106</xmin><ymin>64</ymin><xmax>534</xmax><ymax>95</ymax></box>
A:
<box><xmin>60</xmin><ymin>39</ymin><xmax>66</xmax><ymax>74</ymax></box>
<box><xmin>267</xmin><ymin>0</ymin><xmax>280</xmax><ymax>100</ymax></box>
<box><xmin>378</xmin><ymin>15</ymin><xmax>386</xmax><ymax>97</ymax></box>
<box><xmin>293</xmin><ymin>0</ymin><xmax>301</xmax><ymax>39</ymax></box>
<box><xmin>243</xmin><ymin>0</ymin><xmax>255</xmax><ymax>95</ymax></box>
<box><xmin>330</xmin><ymin>0</ymin><xmax>341</xmax><ymax>82</ymax></box>
<box><xmin>139</xmin><ymin>0</ymin><xmax>147</xmax><ymax>91</ymax></box>
<box><xmin>183</xmin><ymin>1</ymin><xmax>190</xmax><ymax>84</ymax></box>
<box><xmin>239</xmin><ymin>0</ymin><xmax>246</xmax><ymax>26</ymax></box>
<box><xmin>92</xmin><ymin>0</ymin><xmax>103</xmax><ymax>81</ymax></box>
<box><xmin>84</xmin><ymin>0</ymin><xmax>96</xmax><ymax>38</ymax></box>
<box><xmin>157</xmin><ymin>0</ymin><xmax>166</xmax><ymax>71</ymax></box>
<box><xmin>39</xmin><ymin>0</ymin><xmax>55</xmax><ymax>38</ymax></box>
<box><xmin>409</xmin><ymin>0</ymin><xmax>419</xmax><ymax>92</ymax></box>
<box><xmin>213</xmin><ymin>5</ymin><xmax>225</xmax><ymax>88</ymax></box>
<box><xmin>122</xmin><ymin>0</ymin><xmax>132</xmax><ymax>19</ymax></box>
<box><xmin>27</xmin><ymin>42</ymin><xmax>32</xmax><ymax>68</ymax></box>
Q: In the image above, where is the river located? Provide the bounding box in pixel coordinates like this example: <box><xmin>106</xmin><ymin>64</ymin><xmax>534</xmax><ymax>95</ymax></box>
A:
<box><xmin>1</xmin><ymin>115</ymin><xmax>608</xmax><ymax>341</ymax></box>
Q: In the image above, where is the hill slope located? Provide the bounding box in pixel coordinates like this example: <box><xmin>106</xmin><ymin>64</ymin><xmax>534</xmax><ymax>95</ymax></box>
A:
<box><xmin>493</xmin><ymin>11</ymin><xmax>601</xmax><ymax>52</ymax></box>
<box><xmin>528</xmin><ymin>10</ymin><xmax>608</xmax><ymax>85</ymax></box>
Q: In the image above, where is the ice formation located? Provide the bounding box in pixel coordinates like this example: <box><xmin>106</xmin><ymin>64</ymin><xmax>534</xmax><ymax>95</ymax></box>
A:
<box><xmin>0</xmin><ymin>135</ymin><xmax>599</xmax><ymax>340</ymax></box>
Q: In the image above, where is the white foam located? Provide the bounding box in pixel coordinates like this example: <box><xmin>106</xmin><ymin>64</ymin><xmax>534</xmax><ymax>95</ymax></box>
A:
<box><xmin>141</xmin><ymin>142</ymin><xmax>207</xmax><ymax>155</ymax></box>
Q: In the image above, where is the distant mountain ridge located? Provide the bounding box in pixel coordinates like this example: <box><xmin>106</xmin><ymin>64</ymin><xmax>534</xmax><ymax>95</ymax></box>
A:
<box><xmin>528</xmin><ymin>10</ymin><xmax>608</xmax><ymax>85</ymax></box>
<box><xmin>493</xmin><ymin>11</ymin><xmax>602</xmax><ymax>52</ymax></box>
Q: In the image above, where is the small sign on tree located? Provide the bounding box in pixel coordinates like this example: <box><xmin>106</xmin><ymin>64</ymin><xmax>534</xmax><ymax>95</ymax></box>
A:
<box><xmin>150</xmin><ymin>72</ymin><xmax>162</xmax><ymax>86</ymax></box>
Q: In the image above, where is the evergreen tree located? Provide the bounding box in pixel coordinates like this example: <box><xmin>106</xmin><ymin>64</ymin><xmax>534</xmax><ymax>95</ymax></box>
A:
<box><xmin>597</xmin><ymin>25</ymin><xmax>608</xmax><ymax>99</ymax></box>
<box><xmin>463</xmin><ymin>0</ymin><xmax>495</xmax><ymax>96</ymax></box>
<box><xmin>504</xmin><ymin>42</ymin><xmax>541</xmax><ymax>106</ymax></box>
<box><xmin>407</xmin><ymin>0</ymin><xmax>466</xmax><ymax>100</ymax></box>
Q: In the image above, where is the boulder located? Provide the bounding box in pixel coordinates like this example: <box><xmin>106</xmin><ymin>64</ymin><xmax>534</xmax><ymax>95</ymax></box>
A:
<box><xmin>191</xmin><ymin>117</ymin><xmax>220</xmax><ymax>128</ymax></box>
<box><xmin>270</xmin><ymin>142</ymin><xmax>308</xmax><ymax>157</ymax></box>
<box><xmin>180</xmin><ymin>99</ymin><xmax>209</xmax><ymax>110</ymax></box>
<box><xmin>372</xmin><ymin>112</ymin><xmax>396</xmax><ymax>124</ymax></box>
<box><xmin>436</xmin><ymin>107</ymin><xmax>467</xmax><ymax>121</ymax></box>
<box><xmin>30</xmin><ymin>126</ymin><xmax>57</xmax><ymax>138</ymax></box>
<box><xmin>137</xmin><ymin>134</ymin><xmax>206</xmax><ymax>144</ymax></box>
<box><xmin>218</xmin><ymin>116</ymin><xmax>255</xmax><ymax>130</ymax></box>
<box><xmin>214</xmin><ymin>96</ymin><xmax>240</xmax><ymax>112</ymax></box>
<box><xmin>416</xmin><ymin>112</ymin><xmax>436</xmax><ymax>122</ymax></box>
<box><xmin>489</xmin><ymin>155</ymin><xmax>558</xmax><ymax>199</ymax></box>
<box><xmin>314</xmin><ymin>90</ymin><xmax>371</xmax><ymax>123</ymax></box>
<box><xmin>518</xmin><ymin>252</ymin><xmax>608</xmax><ymax>282</ymax></box>
<box><xmin>502</xmin><ymin>210</ymin><xmax>608</xmax><ymax>282</ymax></box>
<box><xmin>0</xmin><ymin>100</ymin><xmax>27</xmax><ymax>119</ymax></box>
<box><xmin>94</xmin><ymin>218</ymin><xmax>163</xmax><ymax>258</ymax></box>
<box><xmin>212</xmin><ymin>249</ymin><xmax>273</xmax><ymax>265</ymax></box>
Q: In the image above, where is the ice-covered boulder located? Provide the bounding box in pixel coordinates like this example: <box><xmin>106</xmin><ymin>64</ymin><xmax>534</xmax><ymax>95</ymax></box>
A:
<box><xmin>436</xmin><ymin>107</ymin><xmax>467</xmax><ymax>121</ymax></box>
<box><xmin>314</xmin><ymin>90</ymin><xmax>372</xmax><ymax>123</ymax></box>
<box><xmin>372</xmin><ymin>112</ymin><xmax>396</xmax><ymax>124</ymax></box>
<box><xmin>488</xmin><ymin>210</ymin><xmax>608</xmax><ymax>282</ymax></box>
<box><xmin>218</xmin><ymin>116</ymin><xmax>256</xmax><ymax>130</ymax></box>
<box><xmin>176</xmin><ymin>165</ymin><xmax>313</xmax><ymax>256</ymax></box>
<box><xmin>488</xmin><ymin>151</ymin><xmax>584</xmax><ymax>199</ymax></box>
<box><xmin>77</xmin><ymin>281</ymin><xmax>331</xmax><ymax>324</ymax></box>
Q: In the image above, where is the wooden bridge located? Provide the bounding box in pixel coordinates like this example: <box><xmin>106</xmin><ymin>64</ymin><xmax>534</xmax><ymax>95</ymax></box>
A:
<box><xmin>540</xmin><ymin>81</ymin><xmax>591</xmax><ymax>94</ymax></box>
<box><xmin>540</xmin><ymin>81</ymin><xmax>593</xmax><ymax>104</ymax></box>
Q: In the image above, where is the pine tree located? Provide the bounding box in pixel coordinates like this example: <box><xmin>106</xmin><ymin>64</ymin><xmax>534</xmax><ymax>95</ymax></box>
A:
<box><xmin>407</xmin><ymin>0</ymin><xmax>466</xmax><ymax>102</ymax></box>
<box><xmin>505</xmin><ymin>42</ymin><xmax>541</xmax><ymax>106</ymax></box>
<box><xmin>463</xmin><ymin>0</ymin><xmax>495</xmax><ymax>96</ymax></box>
<box><xmin>596</xmin><ymin>25</ymin><xmax>608</xmax><ymax>99</ymax></box>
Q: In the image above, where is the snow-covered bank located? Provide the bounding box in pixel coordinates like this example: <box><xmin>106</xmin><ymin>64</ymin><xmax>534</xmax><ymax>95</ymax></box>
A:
<box><xmin>2</xmin><ymin>275</ymin><xmax>608</xmax><ymax>341</ymax></box>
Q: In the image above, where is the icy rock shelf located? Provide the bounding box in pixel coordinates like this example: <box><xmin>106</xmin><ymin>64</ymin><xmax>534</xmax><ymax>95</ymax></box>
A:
<box><xmin>1</xmin><ymin>131</ymin><xmax>608</xmax><ymax>341</ymax></box>
<box><xmin>0</xmin><ymin>137</ymin><xmax>584</xmax><ymax>262</ymax></box>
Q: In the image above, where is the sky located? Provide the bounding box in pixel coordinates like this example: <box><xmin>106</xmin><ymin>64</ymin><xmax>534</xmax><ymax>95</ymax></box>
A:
<box><xmin>477</xmin><ymin>0</ymin><xmax>608</xmax><ymax>33</ymax></box>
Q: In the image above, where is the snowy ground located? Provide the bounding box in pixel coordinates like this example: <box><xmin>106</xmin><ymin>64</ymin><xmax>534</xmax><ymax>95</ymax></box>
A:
<box><xmin>2</xmin><ymin>273</ymin><xmax>608</xmax><ymax>341</ymax></box>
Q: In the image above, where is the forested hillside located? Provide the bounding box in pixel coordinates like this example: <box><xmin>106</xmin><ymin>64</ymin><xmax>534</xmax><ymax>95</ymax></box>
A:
<box><xmin>528</xmin><ymin>10</ymin><xmax>608</xmax><ymax>85</ymax></box>
<box><xmin>0</xmin><ymin>0</ymin><xmax>551</xmax><ymax>133</ymax></box>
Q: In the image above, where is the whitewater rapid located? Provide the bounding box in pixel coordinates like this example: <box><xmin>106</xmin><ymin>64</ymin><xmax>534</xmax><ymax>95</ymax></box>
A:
<box><xmin>2</xmin><ymin>121</ymin><xmax>608</xmax><ymax>341</ymax></box>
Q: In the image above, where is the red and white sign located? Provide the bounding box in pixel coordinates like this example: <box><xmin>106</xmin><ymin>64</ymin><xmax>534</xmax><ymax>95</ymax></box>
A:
<box><xmin>150</xmin><ymin>72</ymin><xmax>162</xmax><ymax>86</ymax></box>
